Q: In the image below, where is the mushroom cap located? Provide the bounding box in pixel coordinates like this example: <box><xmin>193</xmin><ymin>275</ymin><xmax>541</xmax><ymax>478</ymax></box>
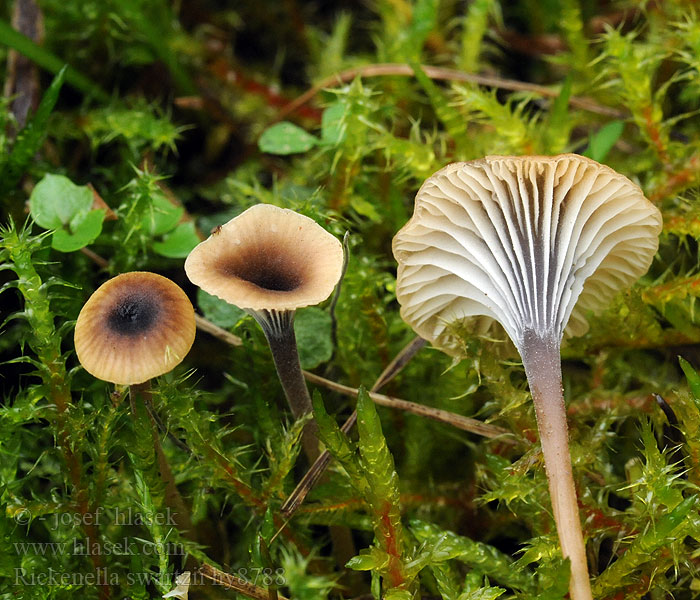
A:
<box><xmin>184</xmin><ymin>204</ymin><xmax>344</xmax><ymax>312</ymax></box>
<box><xmin>393</xmin><ymin>154</ymin><xmax>662</xmax><ymax>355</ymax></box>
<box><xmin>74</xmin><ymin>272</ymin><xmax>196</xmax><ymax>385</ymax></box>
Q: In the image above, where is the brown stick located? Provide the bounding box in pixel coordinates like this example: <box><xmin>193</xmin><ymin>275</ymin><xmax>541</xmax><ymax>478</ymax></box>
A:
<box><xmin>372</xmin><ymin>336</ymin><xmax>427</xmax><ymax>391</ymax></box>
<box><xmin>4</xmin><ymin>0</ymin><xmax>43</xmax><ymax>129</ymax></box>
<box><xmin>195</xmin><ymin>313</ymin><xmax>243</xmax><ymax>346</ymax></box>
<box><xmin>194</xmin><ymin>319</ymin><xmax>502</xmax><ymax>440</ymax></box>
<box><xmin>277</xmin><ymin>63</ymin><xmax>625</xmax><ymax>121</ymax></box>
<box><xmin>302</xmin><ymin>371</ymin><xmax>512</xmax><ymax>440</ymax></box>
<box><xmin>198</xmin><ymin>563</ymin><xmax>290</xmax><ymax>600</ymax></box>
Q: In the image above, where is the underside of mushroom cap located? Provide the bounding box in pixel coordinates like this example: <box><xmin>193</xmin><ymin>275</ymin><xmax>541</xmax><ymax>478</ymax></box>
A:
<box><xmin>185</xmin><ymin>204</ymin><xmax>344</xmax><ymax>312</ymax></box>
<box><xmin>74</xmin><ymin>272</ymin><xmax>196</xmax><ymax>385</ymax></box>
<box><xmin>393</xmin><ymin>154</ymin><xmax>662</xmax><ymax>355</ymax></box>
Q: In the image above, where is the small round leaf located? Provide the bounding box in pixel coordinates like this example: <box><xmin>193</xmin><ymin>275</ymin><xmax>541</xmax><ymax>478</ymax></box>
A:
<box><xmin>52</xmin><ymin>209</ymin><xmax>105</xmax><ymax>252</ymax></box>
<box><xmin>30</xmin><ymin>174</ymin><xmax>94</xmax><ymax>229</ymax></box>
<box><xmin>197</xmin><ymin>289</ymin><xmax>245</xmax><ymax>328</ymax></box>
<box><xmin>259</xmin><ymin>122</ymin><xmax>319</xmax><ymax>155</ymax></box>
<box><xmin>295</xmin><ymin>307</ymin><xmax>333</xmax><ymax>369</ymax></box>
<box><xmin>153</xmin><ymin>222</ymin><xmax>200</xmax><ymax>258</ymax></box>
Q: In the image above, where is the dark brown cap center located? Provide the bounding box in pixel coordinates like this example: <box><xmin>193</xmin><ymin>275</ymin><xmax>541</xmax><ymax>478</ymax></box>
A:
<box><xmin>220</xmin><ymin>250</ymin><xmax>303</xmax><ymax>293</ymax></box>
<box><xmin>107</xmin><ymin>293</ymin><xmax>160</xmax><ymax>336</ymax></box>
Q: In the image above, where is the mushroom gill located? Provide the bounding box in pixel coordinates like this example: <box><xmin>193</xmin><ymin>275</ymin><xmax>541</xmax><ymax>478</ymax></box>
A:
<box><xmin>394</xmin><ymin>155</ymin><xmax>661</xmax><ymax>354</ymax></box>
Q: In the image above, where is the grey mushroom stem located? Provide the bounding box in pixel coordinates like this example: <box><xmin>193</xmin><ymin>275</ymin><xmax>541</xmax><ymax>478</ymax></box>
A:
<box><xmin>251</xmin><ymin>309</ymin><xmax>320</xmax><ymax>461</ymax></box>
<box><xmin>519</xmin><ymin>330</ymin><xmax>592</xmax><ymax>600</ymax></box>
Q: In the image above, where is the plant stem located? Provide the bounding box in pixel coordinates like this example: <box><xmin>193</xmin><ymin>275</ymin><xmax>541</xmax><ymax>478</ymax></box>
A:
<box><xmin>129</xmin><ymin>382</ymin><xmax>194</xmax><ymax>536</ymax></box>
<box><xmin>520</xmin><ymin>331</ymin><xmax>592</xmax><ymax>600</ymax></box>
<box><xmin>254</xmin><ymin>310</ymin><xmax>320</xmax><ymax>461</ymax></box>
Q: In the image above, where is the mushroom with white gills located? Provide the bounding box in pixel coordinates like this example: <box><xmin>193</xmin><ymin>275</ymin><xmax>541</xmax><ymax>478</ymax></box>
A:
<box><xmin>184</xmin><ymin>203</ymin><xmax>344</xmax><ymax>461</ymax></box>
<box><xmin>74</xmin><ymin>271</ymin><xmax>197</xmax><ymax>534</ymax></box>
<box><xmin>392</xmin><ymin>154</ymin><xmax>662</xmax><ymax>600</ymax></box>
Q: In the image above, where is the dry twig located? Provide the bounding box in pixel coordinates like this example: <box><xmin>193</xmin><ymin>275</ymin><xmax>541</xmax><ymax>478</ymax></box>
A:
<box><xmin>277</xmin><ymin>63</ymin><xmax>625</xmax><ymax>121</ymax></box>
<box><xmin>198</xmin><ymin>563</ymin><xmax>290</xmax><ymax>600</ymax></box>
<box><xmin>195</xmin><ymin>313</ymin><xmax>243</xmax><ymax>346</ymax></box>
<box><xmin>302</xmin><ymin>370</ymin><xmax>512</xmax><ymax>440</ymax></box>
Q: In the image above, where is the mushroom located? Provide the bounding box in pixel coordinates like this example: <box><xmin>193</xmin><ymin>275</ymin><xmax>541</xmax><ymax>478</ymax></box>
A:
<box><xmin>392</xmin><ymin>154</ymin><xmax>662</xmax><ymax>600</ymax></box>
<box><xmin>75</xmin><ymin>271</ymin><xmax>196</xmax><ymax>385</ymax></box>
<box><xmin>75</xmin><ymin>271</ymin><xmax>196</xmax><ymax>532</ymax></box>
<box><xmin>184</xmin><ymin>203</ymin><xmax>344</xmax><ymax>459</ymax></box>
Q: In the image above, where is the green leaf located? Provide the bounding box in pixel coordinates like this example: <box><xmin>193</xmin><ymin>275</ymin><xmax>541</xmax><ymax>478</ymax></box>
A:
<box><xmin>197</xmin><ymin>289</ymin><xmax>245</xmax><ymax>328</ymax></box>
<box><xmin>592</xmin><ymin>495</ymin><xmax>698</xmax><ymax>597</ymax></box>
<box><xmin>311</xmin><ymin>390</ymin><xmax>364</xmax><ymax>484</ymax></box>
<box><xmin>356</xmin><ymin>386</ymin><xmax>406</xmax><ymax>580</ymax></box>
<box><xmin>680</xmin><ymin>356</ymin><xmax>700</xmax><ymax>400</ymax></box>
<box><xmin>357</xmin><ymin>387</ymin><xmax>401</xmax><ymax>515</ymax></box>
<box><xmin>258</xmin><ymin>122</ymin><xmax>319</xmax><ymax>155</ymax></box>
<box><xmin>142</xmin><ymin>192</ymin><xmax>184</xmax><ymax>236</ymax></box>
<box><xmin>30</xmin><ymin>174</ymin><xmax>94</xmax><ymax>229</ymax></box>
<box><xmin>52</xmin><ymin>209</ymin><xmax>105</xmax><ymax>252</ymax></box>
<box><xmin>295</xmin><ymin>307</ymin><xmax>333</xmax><ymax>369</ymax></box>
<box><xmin>346</xmin><ymin>549</ymin><xmax>385</xmax><ymax>571</ymax></box>
<box><xmin>532</xmin><ymin>555</ymin><xmax>570</xmax><ymax>600</ymax></box>
<box><xmin>350</xmin><ymin>195</ymin><xmax>382</xmax><ymax>223</ymax></box>
<box><xmin>29</xmin><ymin>174</ymin><xmax>105</xmax><ymax>252</ymax></box>
<box><xmin>429</xmin><ymin>562</ymin><xmax>462</xmax><ymax>600</ymax></box>
<box><xmin>321</xmin><ymin>102</ymin><xmax>346</xmax><ymax>146</ymax></box>
<box><xmin>152</xmin><ymin>222</ymin><xmax>200</xmax><ymax>258</ymax></box>
<box><xmin>458</xmin><ymin>588</ymin><xmax>506</xmax><ymax>600</ymax></box>
<box><xmin>410</xmin><ymin>520</ymin><xmax>534</xmax><ymax>593</ymax></box>
<box><xmin>583</xmin><ymin>120</ymin><xmax>624</xmax><ymax>162</ymax></box>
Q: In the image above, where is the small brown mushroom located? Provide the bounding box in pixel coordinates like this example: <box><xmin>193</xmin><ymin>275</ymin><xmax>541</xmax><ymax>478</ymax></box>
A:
<box><xmin>185</xmin><ymin>203</ymin><xmax>344</xmax><ymax>459</ymax></box>
<box><xmin>393</xmin><ymin>154</ymin><xmax>662</xmax><ymax>600</ymax></box>
<box><xmin>75</xmin><ymin>271</ymin><xmax>196</xmax><ymax>535</ymax></box>
<box><xmin>75</xmin><ymin>271</ymin><xmax>196</xmax><ymax>385</ymax></box>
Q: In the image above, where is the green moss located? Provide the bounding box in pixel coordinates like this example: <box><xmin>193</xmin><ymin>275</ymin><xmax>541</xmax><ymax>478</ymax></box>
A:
<box><xmin>2</xmin><ymin>2</ymin><xmax>700</xmax><ymax>598</ymax></box>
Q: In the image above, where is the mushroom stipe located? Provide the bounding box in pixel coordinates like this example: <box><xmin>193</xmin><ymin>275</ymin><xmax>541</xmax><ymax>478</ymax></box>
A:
<box><xmin>393</xmin><ymin>154</ymin><xmax>662</xmax><ymax>600</ymax></box>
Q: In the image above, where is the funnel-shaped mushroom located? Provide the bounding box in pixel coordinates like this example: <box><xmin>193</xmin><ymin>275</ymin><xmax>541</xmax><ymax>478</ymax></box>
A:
<box><xmin>393</xmin><ymin>154</ymin><xmax>662</xmax><ymax>600</ymax></box>
<box><xmin>185</xmin><ymin>203</ymin><xmax>344</xmax><ymax>459</ymax></box>
<box><xmin>75</xmin><ymin>271</ymin><xmax>196</xmax><ymax>385</ymax></box>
